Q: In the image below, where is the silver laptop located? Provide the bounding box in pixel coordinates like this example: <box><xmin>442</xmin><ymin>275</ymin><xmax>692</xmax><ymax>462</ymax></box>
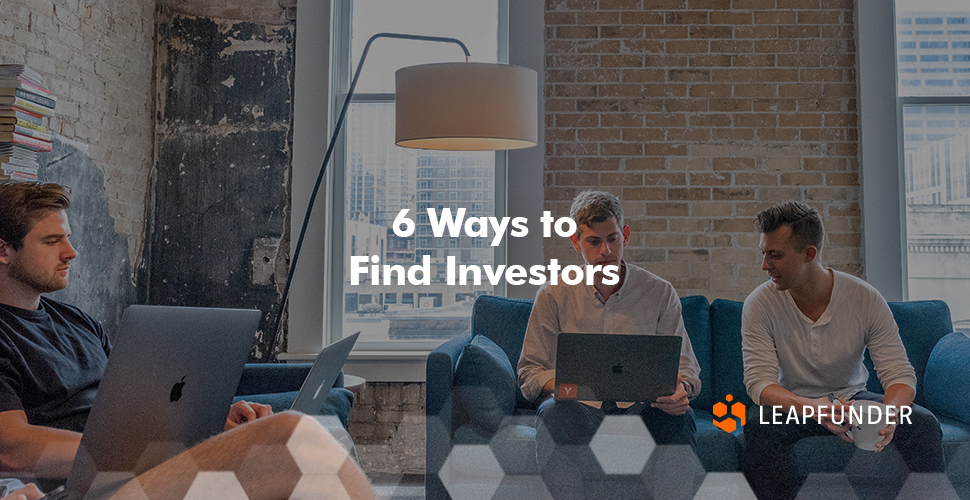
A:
<box><xmin>554</xmin><ymin>333</ymin><xmax>682</xmax><ymax>403</ymax></box>
<box><xmin>290</xmin><ymin>332</ymin><xmax>360</xmax><ymax>414</ymax></box>
<box><xmin>45</xmin><ymin>305</ymin><xmax>260</xmax><ymax>500</ymax></box>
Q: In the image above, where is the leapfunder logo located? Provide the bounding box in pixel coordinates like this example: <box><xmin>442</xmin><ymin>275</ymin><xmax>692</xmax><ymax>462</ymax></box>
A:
<box><xmin>713</xmin><ymin>394</ymin><xmax>915</xmax><ymax>433</ymax></box>
<box><xmin>713</xmin><ymin>394</ymin><xmax>746</xmax><ymax>432</ymax></box>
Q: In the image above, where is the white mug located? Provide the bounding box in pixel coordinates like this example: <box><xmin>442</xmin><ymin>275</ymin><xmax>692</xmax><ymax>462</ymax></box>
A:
<box><xmin>845</xmin><ymin>400</ymin><xmax>894</xmax><ymax>451</ymax></box>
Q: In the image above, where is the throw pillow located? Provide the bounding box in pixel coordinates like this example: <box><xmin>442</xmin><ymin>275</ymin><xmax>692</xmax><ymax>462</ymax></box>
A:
<box><xmin>454</xmin><ymin>334</ymin><xmax>517</xmax><ymax>433</ymax></box>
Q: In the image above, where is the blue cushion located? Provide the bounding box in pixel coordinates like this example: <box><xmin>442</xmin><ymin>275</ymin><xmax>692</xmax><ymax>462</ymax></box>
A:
<box><xmin>710</xmin><ymin>299</ymin><xmax>752</xmax><ymax>407</ymax></box>
<box><xmin>924</xmin><ymin>332</ymin><xmax>970</xmax><ymax>425</ymax></box>
<box><xmin>680</xmin><ymin>295</ymin><xmax>713</xmax><ymax>410</ymax></box>
<box><xmin>471</xmin><ymin>295</ymin><xmax>533</xmax><ymax>366</ymax></box>
<box><xmin>877</xmin><ymin>301</ymin><xmax>953</xmax><ymax>407</ymax></box>
<box><xmin>454</xmin><ymin>334</ymin><xmax>517</xmax><ymax>433</ymax></box>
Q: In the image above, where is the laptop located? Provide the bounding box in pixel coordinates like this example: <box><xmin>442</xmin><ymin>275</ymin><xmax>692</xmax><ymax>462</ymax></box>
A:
<box><xmin>554</xmin><ymin>333</ymin><xmax>682</xmax><ymax>403</ymax></box>
<box><xmin>289</xmin><ymin>331</ymin><xmax>360</xmax><ymax>414</ymax></box>
<box><xmin>43</xmin><ymin>305</ymin><xmax>261</xmax><ymax>500</ymax></box>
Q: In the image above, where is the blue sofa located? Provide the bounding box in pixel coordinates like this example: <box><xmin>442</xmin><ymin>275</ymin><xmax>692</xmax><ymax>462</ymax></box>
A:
<box><xmin>426</xmin><ymin>294</ymin><xmax>970</xmax><ymax>499</ymax></box>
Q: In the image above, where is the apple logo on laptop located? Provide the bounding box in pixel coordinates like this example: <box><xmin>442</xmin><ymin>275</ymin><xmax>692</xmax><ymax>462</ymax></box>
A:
<box><xmin>612</xmin><ymin>363</ymin><xmax>624</xmax><ymax>375</ymax></box>
<box><xmin>170</xmin><ymin>376</ymin><xmax>186</xmax><ymax>402</ymax></box>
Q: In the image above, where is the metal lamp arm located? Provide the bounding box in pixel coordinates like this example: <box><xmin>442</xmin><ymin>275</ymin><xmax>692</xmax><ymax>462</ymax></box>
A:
<box><xmin>264</xmin><ymin>32</ymin><xmax>470</xmax><ymax>362</ymax></box>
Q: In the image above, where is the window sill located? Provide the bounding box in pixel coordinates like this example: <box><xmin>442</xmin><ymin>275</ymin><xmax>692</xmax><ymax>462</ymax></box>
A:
<box><xmin>278</xmin><ymin>351</ymin><xmax>428</xmax><ymax>382</ymax></box>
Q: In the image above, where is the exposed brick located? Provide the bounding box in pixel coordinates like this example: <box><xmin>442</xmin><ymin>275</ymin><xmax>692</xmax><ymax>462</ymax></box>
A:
<box><xmin>600</xmin><ymin>142</ymin><xmax>645</xmax><ymax>156</ymax></box>
<box><xmin>601</xmin><ymin>172</ymin><xmax>645</xmax><ymax>185</ymax></box>
<box><xmin>543</xmin><ymin>0</ymin><xmax>862</xmax><ymax>306</ymax></box>
<box><xmin>575</xmin><ymin>12</ymin><xmax>622</xmax><ymax>25</ymax></box>
<box><xmin>599</xmin><ymin>0</ymin><xmax>647</xmax><ymax>10</ymax></box>
<box><xmin>714</xmin><ymin>157</ymin><xmax>756</xmax><ymax>171</ymax></box>
<box><xmin>577</xmin><ymin>157</ymin><xmax>622</xmax><ymax>170</ymax></box>
<box><xmin>555</xmin><ymin>25</ymin><xmax>598</xmax><ymax>39</ymax></box>
<box><xmin>621</xmin><ymin>11</ymin><xmax>666</xmax><ymax>25</ymax></box>
<box><xmin>669</xmin><ymin>187</ymin><xmax>713</xmax><ymax>201</ymax></box>
<box><xmin>622</xmin><ymin>187</ymin><xmax>668</xmax><ymax>201</ymax></box>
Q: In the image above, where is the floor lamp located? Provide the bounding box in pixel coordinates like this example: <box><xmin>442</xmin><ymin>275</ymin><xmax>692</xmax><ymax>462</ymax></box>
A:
<box><xmin>264</xmin><ymin>32</ymin><xmax>537</xmax><ymax>361</ymax></box>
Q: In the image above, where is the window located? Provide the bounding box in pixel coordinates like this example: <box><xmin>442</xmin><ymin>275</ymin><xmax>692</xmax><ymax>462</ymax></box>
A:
<box><xmin>875</xmin><ymin>0</ymin><xmax>970</xmax><ymax>331</ymax></box>
<box><xmin>331</xmin><ymin>0</ymin><xmax>505</xmax><ymax>348</ymax></box>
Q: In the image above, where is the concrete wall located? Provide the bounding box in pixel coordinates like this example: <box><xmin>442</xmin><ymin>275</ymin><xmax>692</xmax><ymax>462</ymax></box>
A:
<box><xmin>146</xmin><ymin>7</ymin><xmax>294</xmax><ymax>360</ymax></box>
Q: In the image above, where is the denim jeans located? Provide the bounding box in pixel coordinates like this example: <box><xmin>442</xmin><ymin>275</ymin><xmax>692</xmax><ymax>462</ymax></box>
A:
<box><xmin>535</xmin><ymin>398</ymin><xmax>696</xmax><ymax>499</ymax></box>
<box><xmin>742</xmin><ymin>390</ymin><xmax>945</xmax><ymax>500</ymax></box>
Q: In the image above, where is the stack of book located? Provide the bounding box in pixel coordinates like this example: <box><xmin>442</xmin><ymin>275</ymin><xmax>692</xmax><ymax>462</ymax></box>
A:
<box><xmin>0</xmin><ymin>64</ymin><xmax>55</xmax><ymax>181</ymax></box>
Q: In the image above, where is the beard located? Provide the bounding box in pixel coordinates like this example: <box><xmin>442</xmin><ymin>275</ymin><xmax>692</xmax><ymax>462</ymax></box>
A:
<box><xmin>7</xmin><ymin>258</ymin><xmax>69</xmax><ymax>294</ymax></box>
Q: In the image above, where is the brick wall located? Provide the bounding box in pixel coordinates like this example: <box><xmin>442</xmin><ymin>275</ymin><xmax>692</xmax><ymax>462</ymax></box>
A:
<box><xmin>0</xmin><ymin>0</ymin><xmax>156</xmax><ymax>267</ymax></box>
<box><xmin>349</xmin><ymin>382</ymin><xmax>426</xmax><ymax>475</ymax></box>
<box><xmin>544</xmin><ymin>0</ymin><xmax>862</xmax><ymax>300</ymax></box>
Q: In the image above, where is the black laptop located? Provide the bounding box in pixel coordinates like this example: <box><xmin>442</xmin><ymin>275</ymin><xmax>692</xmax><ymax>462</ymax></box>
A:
<box><xmin>42</xmin><ymin>305</ymin><xmax>261</xmax><ymax>500</ymax></box>
<box><xmin>554</xmin><ymin>333</ymin><xmax>682</xmax><ymax>403</ymax></box>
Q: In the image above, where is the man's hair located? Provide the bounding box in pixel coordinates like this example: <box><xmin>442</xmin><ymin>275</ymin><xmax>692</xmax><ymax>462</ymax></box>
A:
<box><xmin>754</xmin><ymin>200</ymin><xmax>823</xmax><ymax>251</ymax></box>
<box><xmin>0</xmin><ymin>181</ymin><xmax>72</xmax><ymax>249</ymax></box>
<box><xmin>570</xmin><ymin>190</ymin><xmax>623</xmax><ymax>230</ymax></box>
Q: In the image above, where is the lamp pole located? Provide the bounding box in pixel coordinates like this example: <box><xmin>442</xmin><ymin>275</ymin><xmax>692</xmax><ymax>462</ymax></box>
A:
<box><xmin>263</xmin><ymin>33</ymin><xmax>471</xmax><ymax>362</ymax></box>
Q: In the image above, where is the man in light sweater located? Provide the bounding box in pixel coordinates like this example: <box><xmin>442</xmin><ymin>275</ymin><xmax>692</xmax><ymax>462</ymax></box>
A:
<box><xmin>517</xmin><ymin>190</ymin><xmax>701</xmax><ymax>499</ymax></box>
<box><xmin>741</xmin><ymin>200</ymin><xmax>944</xmax><ymax>499</ymax></box>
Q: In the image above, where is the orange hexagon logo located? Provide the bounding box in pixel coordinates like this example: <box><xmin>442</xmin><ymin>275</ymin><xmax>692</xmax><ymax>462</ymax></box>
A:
<box><xmin>713</xmin><ymin>394</ymin><xmax>746</xmax><ymax>433</ymax></box>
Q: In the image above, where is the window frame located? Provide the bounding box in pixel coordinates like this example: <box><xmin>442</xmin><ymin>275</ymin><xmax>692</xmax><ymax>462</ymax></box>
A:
<box><xmin>288</xmin><ymin>0</ymin><xmax>544</xmax><ymax>381</ymax></box>
<box><xmin>858</xmin><ymin>0</ymin><xmax>970</xmax><ymax>301</ymax></box>
<box><xmin>326</xmin><ymin>0</ymin><xmax>511</xmax><ymax>352</ymax></box>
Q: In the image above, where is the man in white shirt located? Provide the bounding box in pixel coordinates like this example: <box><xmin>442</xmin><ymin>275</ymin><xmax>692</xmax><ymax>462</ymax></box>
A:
<box><xmin>741</xmin><ymin>200</ymin><xmax>944</xmax><ymax>500</ymax></box>
<box><xmin>517</xmin><ymin>190</ymin><xmax>701</xmax><ymax>499</ymax></box>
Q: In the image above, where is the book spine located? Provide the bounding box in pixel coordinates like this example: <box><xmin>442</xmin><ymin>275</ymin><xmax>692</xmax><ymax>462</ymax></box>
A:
<box><xmin>9</xmin><ymin>124</ymin><xmax>52</xmax><ymax>141</ymax></box>
<box><xmin>12</xmin><ymin>108</ymin><xmax>44</xmax><ymax>124</ymax></box>
<box><xmin>8</xmin><ymin>77</ymin><xmax>53</xmax><ymax>97</ymax></box>
<box><xmin>2</xmin><ymin>132</ymin><xmax>52</xmax><ymax>152</ymax></box>
<box><xmin>0</xmin><ymin>155</ymin><xmax>32</xmax><ymax>166</ymax></box>
<box><xmin>0</xmin><ymin>163</ymin><xmax>38</xmax><ymax>174</ymax></box>
<box><xmin>0</xmin><ymin>79</ymin><xmax>54</xmax><ymax>98</ymax></box>
<box><xmin>15</xmin><ymin>118</ymin><xmax>46</xmax><ymax>133</ymax></box>
<box><xmin>14</xmin><ymin>88</ymin><xmax>56</xmax><ymax>109</ymax></box>
<box><xmin>13</xmin><ymin>98</ymin><xmax>53</xmax><ymax>118</ymax></box>
<box><xmin>5</xmin><ymin>170</ymin><xmax>39</xmax><ymax>180</ymax></box>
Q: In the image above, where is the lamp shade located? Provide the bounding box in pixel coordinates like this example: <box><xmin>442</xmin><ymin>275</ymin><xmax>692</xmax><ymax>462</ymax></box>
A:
<box><xmin>395</xmin><ymin>62</ymin><xmax>537</xmax><ymax>151</ymax></box>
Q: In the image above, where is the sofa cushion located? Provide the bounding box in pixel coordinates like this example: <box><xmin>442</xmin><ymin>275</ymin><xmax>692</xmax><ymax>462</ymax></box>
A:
<box><xmin>880</xmin><ymin>301</ymin><xmax>953</xmax><ymax>408</ymax></box>
<box><xmin>680</xmin><ymin>295</ymin><xmax>713</xmax><ymax>410</ymax></box>
<box><xmin>455</xmin><ymin>334</ymin><xmax>518</xmax><ymax>433</ymax></box>
<box><xmin>710</xmin><ymin>299</ymin><xmax>753</xmax><ymax>408</ymax></box>
<box><xmin>924</xmin><ymin>332</ymin><xmax>970</xmax><ymax>425</ymax></box>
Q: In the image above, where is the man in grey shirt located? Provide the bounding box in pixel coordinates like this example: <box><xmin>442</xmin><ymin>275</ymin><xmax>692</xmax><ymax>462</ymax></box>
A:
<box><xmin>741</xmin><ymin>201</ymin><xmax>944</xmax><ymax>500</ymax></box>
<box><xmin>518</xmin><ymin>190</ymin><xmax>701</xmax><ymax>499</ymax></box>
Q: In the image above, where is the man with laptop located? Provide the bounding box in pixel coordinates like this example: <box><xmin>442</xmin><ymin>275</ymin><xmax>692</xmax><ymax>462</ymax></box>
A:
<box><xmin>740</xmin><ymin>200</ymin><xmax>945</xmax><ymax>499</ymax></box>
<box><xmin>517</xmin><ymin>190</ymin><xmax>701</xmax><ymax>499</ymax></box>
<box><xmin>0</xmin><ymin>181</ymin><xmax>374</xmax><ymax>499</ymax></box>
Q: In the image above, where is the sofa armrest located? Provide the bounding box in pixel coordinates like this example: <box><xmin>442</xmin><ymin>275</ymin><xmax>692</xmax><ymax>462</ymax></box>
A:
<box><xmin>923</xmin><ymin>332</ymin><xmax>970</xmax><ymax>426</ymax></box>
<box><xmin>426</xmin><ymin>332</ymin><xmax>473</xmax><ymax>499</ymax></box>
<box><xmin>235</xmin><ymin>363</ymin><xmax>317</xmax><ymax>397</ymax></box>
